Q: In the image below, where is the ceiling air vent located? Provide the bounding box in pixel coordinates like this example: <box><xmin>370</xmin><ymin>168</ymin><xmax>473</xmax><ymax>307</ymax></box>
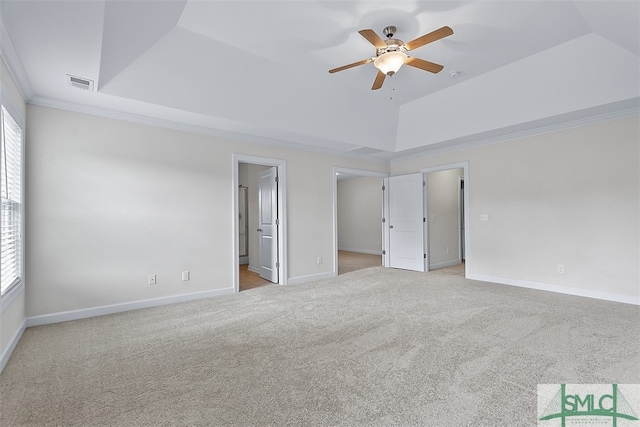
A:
<box><xmin>348</xmin><ymin>146</ymin><xmax>383</xmax><ymax>155</ymax></box>
<box><xmin>67</xmin><ymin>75</ymin><xmax>94</xmax><ymax>91</ymax></box>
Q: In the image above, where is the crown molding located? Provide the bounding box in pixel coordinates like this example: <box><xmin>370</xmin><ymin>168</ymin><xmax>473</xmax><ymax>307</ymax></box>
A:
<box><xmin>28</xmin><ymin>96</ymin><xmax>391</xmax><ymax>165</ymax></box>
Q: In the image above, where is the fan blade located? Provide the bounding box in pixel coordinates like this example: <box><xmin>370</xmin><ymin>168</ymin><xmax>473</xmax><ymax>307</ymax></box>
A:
<box><xmin>404</xmin><ymin>26</ymin><xmax>453</xmax><ymax>51</ymax></box>
<box><xmin>371</xmin><ymin>70</ymin><xmax>386</xmax><ymax>90</ymax></box>
<box><xmin>329</xmin><ymin>58</ymin><xmax>372</xmax><ymax>74</ymax></box>
<box><xmin>359</xmin><ymin>29</ymin><xmax>386</xmax><ymax>50</ymax></box>
<box><xmin>405</xmin><ymin>57</ymin><xmax>444</xmax><ymax>74</ymax></box>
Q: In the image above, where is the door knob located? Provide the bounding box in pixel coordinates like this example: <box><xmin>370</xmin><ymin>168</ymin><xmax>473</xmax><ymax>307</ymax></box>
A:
<box><xmin>257</xmin><ymin>228</ymin><xmax>262</xmax><ymax>232</ymax></box>
<box><xmin>389</xmin><ymin>225</ymin><xmax>394</xmax><ymax>229</ymax></box>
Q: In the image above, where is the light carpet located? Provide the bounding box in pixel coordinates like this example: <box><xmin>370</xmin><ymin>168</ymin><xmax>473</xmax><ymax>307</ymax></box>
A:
<box><xmin>1</xmin><ymin>265</ymin><xmax>639</xmax><ymax>426</ymax></box>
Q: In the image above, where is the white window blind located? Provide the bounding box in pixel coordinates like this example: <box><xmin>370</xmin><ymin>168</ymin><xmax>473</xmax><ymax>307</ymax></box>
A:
<box><xmin>1</xmin><ymin>106</ymin><xmax>22</xmax><ymax>295</ymax></box>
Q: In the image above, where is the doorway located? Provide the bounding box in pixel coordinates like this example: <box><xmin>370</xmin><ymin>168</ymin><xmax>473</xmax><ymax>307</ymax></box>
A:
<box><xmin>422</xmin><ymin>162</ymin><xmax>469</xmax><ymax>276</ymax></box>
<box><xmin>233</xmin><ymin>155</ymin><xmax>287</xmax><ymax>292</ymax></box>
<box><xmin>425</xmin><ymin>168</ymin><xmax>465</xmax><ymax>270</ymax></box>
<box><xmin>381</xmin><ymin>162</ymin><xmax>469</xmax><ymax>277</ymax></box>
<box><xmin>333</xmin><ymin>167</ymin><xmax>388</xmax><ymax>276</ymax></box>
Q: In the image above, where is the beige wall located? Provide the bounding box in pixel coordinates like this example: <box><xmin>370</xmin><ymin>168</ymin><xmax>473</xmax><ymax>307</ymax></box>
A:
<box><xmin>0</xmin><ymin>56</ymin><xmax>27</xmax><ymax>366</ymax></box>
<box><xmin>337</xmin><ymin>177</ymin><xmax>383</xmax><ymax>254</ymax></box>
<box><xmin>25</xmin><ymin>105</ymin><xmax>388</xmax><ymax>317</ymax></box>
<box><xmin>392</xmin><ymin>115</ymin><xmax>639</xmax><ymax>303</ymax></box>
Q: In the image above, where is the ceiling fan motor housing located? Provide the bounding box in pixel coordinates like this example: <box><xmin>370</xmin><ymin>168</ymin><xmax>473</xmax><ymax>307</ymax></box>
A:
<box><xmin>382</xmin><ymin>26</ymin><xmax>396</xmax><ymax>38</ymax></box>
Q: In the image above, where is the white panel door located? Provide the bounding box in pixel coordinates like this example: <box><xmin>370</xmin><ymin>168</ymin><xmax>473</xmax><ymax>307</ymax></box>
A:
<box><xmin>258</xmin><ymin>167</ymin><xmax>278</xmax><ymax>282</ymax></box>
<box><xmin>388</xmin><ymin>173</ymin><xmax>425</xmax><ymax>272</ymax></box>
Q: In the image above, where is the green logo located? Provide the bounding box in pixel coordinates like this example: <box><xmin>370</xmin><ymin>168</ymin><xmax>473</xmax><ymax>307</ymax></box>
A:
<box><xmin>539</xmin><ymin>384</ymin><xmax>639</xmax><ymax>427</ymax></box>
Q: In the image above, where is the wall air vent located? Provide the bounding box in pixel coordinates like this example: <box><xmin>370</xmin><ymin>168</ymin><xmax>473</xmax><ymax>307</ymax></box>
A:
<box><xmin>67</xmin><ymin>75</ymin><xmax>94</xmax><ymax>91</ymax></box>
<box><xmin>348</xmin><ymin>146</ymin><xmax>384</xmax><ymax>155</ymax></box>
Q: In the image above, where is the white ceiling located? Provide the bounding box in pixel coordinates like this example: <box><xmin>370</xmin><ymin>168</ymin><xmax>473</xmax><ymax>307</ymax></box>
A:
<box><xmin>1</xmin><ymin>0</ymin><xmax>638</xmax><ymax>160</ymax></box>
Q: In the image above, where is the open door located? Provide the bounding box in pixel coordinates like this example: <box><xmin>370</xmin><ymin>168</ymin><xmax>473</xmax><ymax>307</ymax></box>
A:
<box><xmin>386</xmin><ymin>173</ymin><xmax>425</xmax><ymax>272</ymax></box>
<box><xmin>459</xmin><ymin>177</ymin><xmax>465</xmax><ymax>261</ymax></box>
<box><xmin>258</xmin><ymin>167</ymin><xmax>278</xmax><ymax>283</ymax></box>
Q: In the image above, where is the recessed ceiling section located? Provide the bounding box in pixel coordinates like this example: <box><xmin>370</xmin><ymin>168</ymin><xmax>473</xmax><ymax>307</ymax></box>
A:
<box><xmin>177</xmin><ymin>1</ymin><xmax>351</xmax><ymax>65</ymax></box>
<box><xmin>98</xmin><ymin>0</ymin><xmax>187</xmax><ymax>90</ymax></box>
<box><xmin>572</xmin><ymin>1</ymin><xmax>640</xmax><ymax>56</ymax></box>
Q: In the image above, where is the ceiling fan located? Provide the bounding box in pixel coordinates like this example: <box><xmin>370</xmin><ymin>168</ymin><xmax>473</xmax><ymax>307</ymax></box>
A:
<box><xmin>329</xmin><ymin>25</ymin><xmax>453</xmax><ymax>90</ymax></box>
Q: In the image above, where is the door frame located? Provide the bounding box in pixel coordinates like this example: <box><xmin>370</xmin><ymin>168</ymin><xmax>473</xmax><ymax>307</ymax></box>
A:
<box><xmin>332</xmin><ymin>167</ymin><xmax>388</xmax><ymax>277</ymax></box>
<box><xmin>233</xmin><ymin>154</ymin><xmax>287</xmax><ymax>292</ymax></box>
<box><xmin>420</xmin><ymin>162</ymin><xmax>470</xmax><ymax>277</ymax></box>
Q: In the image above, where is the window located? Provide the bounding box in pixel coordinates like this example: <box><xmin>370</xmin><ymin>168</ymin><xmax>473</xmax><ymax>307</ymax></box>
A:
<box><xmin>1</xmin><ymin>105</ymin><xmax>23</xmax><ymax>296</ymax></box>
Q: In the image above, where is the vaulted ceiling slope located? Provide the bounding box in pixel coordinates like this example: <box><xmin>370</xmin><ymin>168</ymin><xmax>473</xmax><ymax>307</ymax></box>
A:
<box><xmin>1</xmin><ymin>1</ymin><xmax>638</xmax><ymax>160</ymax></box>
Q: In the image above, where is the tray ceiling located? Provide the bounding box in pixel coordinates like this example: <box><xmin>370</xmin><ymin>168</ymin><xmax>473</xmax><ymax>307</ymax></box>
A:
<box><xmin>1</xmin><ymin>1</ymin><xmax>638</xmax><ymax>159</ymax></box>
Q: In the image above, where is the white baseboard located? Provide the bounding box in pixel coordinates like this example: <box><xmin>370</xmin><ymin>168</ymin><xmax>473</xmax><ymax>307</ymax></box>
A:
<box><xmin>468</xmin><ymin>274</ymin><xmax>640</xmax><ymax>306</ymax></box>
<box><xmin>338</xmin><ymin>248</ymin><xmax>383</xmax><ymax>255</ymax></box>
<box><xmin>0</xmin><ymin>320</ymin><xmax>26</xmax><ymax>373</ymax></box>
<box><xmin>287</xmin><ymin>271</ymin><xmax>335</xmax><ymax>286</ymax></box>
<box><xmin>247</xmin><ymin>265</ymin><xmax>260</xmax><ymax>274</ymax></box>
<box><xmin>239</xmin><ymin>256</ymin><xmax>249</xmax><ymax>265</ymax></box>
<box><xmin>26</xmin><ymin>287</ymin><xmax>235</xmax><ymax>327</ymax></box>
<box><xmin>430</xmin><ymin>260</ymin><xmax>462</xmax><ymax>270</ymax></box>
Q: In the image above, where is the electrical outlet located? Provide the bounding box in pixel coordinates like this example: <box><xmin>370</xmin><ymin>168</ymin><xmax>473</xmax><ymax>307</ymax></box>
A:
<box><xmin>446</xmin><ymin>248</ymin><xmax>450</xmax><ymax>255</ymax></box>
<box><xmin>557</xmin><ymin>265</ymin><xmax>565</xmax><ymax>274</ymax></box>
<box><xmin>148</xmin><ymin>274</ymin><xmax>157</xmax><ymax>285</ymax></box>
<box><xmin>481</xmin><ymin>214</ymin><xmax>489</xmax><ymax>221</ymax></box>
<box><xmin>317</xmin><ymin>256</ymin><xmax>322</xmax><ymax>265</ymax></box>
<box><xmin>182</xmin><ymin>271</ymin><xmax>190</xmax><ymax>281</ymax></box>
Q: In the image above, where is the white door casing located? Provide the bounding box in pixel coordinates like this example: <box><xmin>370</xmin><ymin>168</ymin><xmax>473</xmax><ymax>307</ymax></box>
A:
<box><xmin>387</xmin><ymin>173</ymin><xmax>425</xmax><ymax>272</ymax></box>
<box><xmin>258</xmin><ymin>166</ymin><xmax>279</xmax><ymax>282</ymax></box>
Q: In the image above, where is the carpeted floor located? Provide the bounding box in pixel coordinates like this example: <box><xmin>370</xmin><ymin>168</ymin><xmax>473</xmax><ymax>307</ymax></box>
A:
<box><xmin>338</xmin><ymin>250</ymin><xmax>381</xmax><ymax>275</ymax></box>
<box><xmin>1</xmin><ymin>265</ymin><xmax>638</xmax><ymax>426</ymax></box>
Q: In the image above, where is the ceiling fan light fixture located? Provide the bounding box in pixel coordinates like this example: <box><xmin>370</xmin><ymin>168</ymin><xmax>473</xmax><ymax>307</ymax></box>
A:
<box><xmin>374</xmin><ymin>51</ymin><xmax>407</xmax><ymax>76</ymax></box>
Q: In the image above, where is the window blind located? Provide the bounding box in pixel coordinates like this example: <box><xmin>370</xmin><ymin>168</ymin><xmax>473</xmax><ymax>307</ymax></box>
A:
<box><xmin>1</xmin><ymin>106</ymin><xmax>22</xmax><ymax>295</ymax></box>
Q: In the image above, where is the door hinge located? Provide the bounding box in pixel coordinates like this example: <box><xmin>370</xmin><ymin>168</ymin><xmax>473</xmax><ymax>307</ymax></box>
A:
<box><xmin>382</xmin><ymin>250</ymin><xmax>386</xmax><ymax>255</ymax></box>
<box><xmin>423</xmin><ymin>181</ymin><xmax>426</xmax><ymax>186</ymax></box>
<box><xmin>275</xmin><ymin>176</ymin><xmax>279</xmax><ymax>183</ymax></box>
<box><xmin>423</xmin><ymin>217</ymin><xmax>426</xmax><ymax>222</ymax></box>
<box><xmin>275</xmin><ymin>218</ymin><xmax>279</xmax><ymax>226</ymax></box>
<box><xmin>424</xmin><ymin>254</ymin><xmax>427</xmax><ymax>259</ymax></box>
<box><xmin>276</xmin><ymin>262</ymin><xmax>279</xmax><ymax>268</ymax></box>
<box><xmin>382</xmin><ymin>185</ymin><xmax>386</xmax><ymax>191</ymax></box>
<box><xmin>382</xmin><ymin>218</ymin><xmax>386</xmax><ymax>223</ymax></box>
